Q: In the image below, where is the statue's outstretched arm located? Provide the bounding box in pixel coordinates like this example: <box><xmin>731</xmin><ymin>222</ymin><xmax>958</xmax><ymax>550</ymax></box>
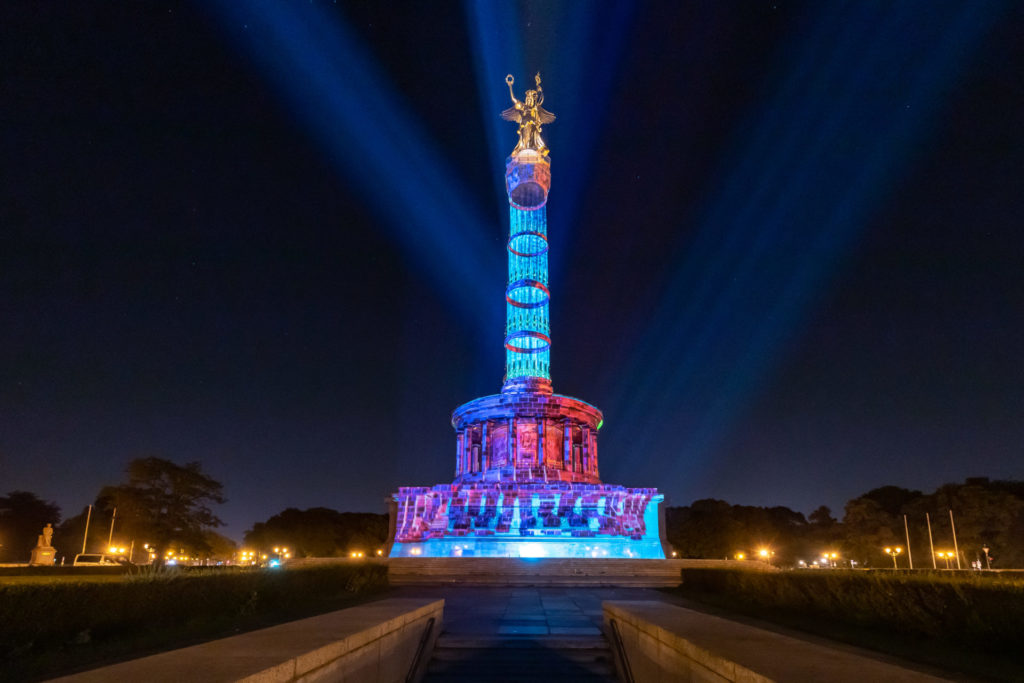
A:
<box><xmin>506</xmin><ymin>74</ymin><xmax>520</xmax><ymax>105</ymax></box>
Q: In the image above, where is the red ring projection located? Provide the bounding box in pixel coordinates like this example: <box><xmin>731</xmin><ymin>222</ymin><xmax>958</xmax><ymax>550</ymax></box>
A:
<box><xmin>505</xmin><ymin>279</ymin><xmax>550</xmax><ymax>309</ymax></box>
<box><xmin>504</xmin><ymin>330</ymin><xmax>552</xmax><ymax>353</ymax></box>
<box><xmin>507</xmin><ymin>230</ymin><xmax>549</xmax><ymax>257</ymax></box>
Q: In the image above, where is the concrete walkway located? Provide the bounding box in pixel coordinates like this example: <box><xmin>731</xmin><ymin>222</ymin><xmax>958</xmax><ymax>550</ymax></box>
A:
<box><xmin>390</xmin><ymin>586</ymin><xmax>963</xmax><ymax>682</ymax></box>
<box><xmin>391</xmin><ymin>586</ymin><xmax>654</xmax><ymax>681</ymax></box>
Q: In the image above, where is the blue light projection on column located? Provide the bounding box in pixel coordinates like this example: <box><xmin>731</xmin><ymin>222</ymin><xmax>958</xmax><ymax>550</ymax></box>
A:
<box><xmin>505</xmin><ymin>202</ymin><xmax>551</xmax><ymax>383</ymax></box>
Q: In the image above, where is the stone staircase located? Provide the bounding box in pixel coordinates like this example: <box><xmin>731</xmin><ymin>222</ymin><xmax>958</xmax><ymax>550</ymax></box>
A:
<box><xmin>423</xmin><ymin>634</ymin><xmax>618</xmax><ymax>682</ymax></box>
<box><xmin>389</xmin><ymin>557</ymin><xmax>689</xmax><ymax>587</ymax></box>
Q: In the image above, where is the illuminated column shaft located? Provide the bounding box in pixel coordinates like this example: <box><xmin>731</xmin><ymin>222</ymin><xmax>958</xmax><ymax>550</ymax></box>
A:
<box><xmin>504</xmin><ymin>151</ymin><xmax>552</xmax><ymax>392</ymax></box>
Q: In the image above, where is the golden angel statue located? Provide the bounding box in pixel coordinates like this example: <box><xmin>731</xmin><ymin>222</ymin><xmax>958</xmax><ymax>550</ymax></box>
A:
<box><xmin>502</xmin><ymin>73</ymin><xmax>555</xmax><ymax>156</ymax></box>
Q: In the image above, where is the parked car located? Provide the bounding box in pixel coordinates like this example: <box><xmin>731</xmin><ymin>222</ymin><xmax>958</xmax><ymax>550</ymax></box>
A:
<box><xmin>72</xmin><ymin>553</ymin><xmax>120</xmax><ymax>566</ymax></box>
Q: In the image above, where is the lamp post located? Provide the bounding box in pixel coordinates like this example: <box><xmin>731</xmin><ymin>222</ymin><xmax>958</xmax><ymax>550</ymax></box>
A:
<box><xmin>81</xmin><ymin>504</ymin><xmax>93</xmax><ymax>554</ymax></box>
<box><xmin>884</xmin><ymin>546</ymin><xmax>903</xmax><ymax>569</ymax></box>
<box><xmin>981</xmin><ymin>545</ymin><xmax>992</xmax><ymax>570</ymax></box>
<box><xmin>107</xmin><ymin>507</ymin><xmax>117</xmax><ymax>548</ymax></box>
<box><xmin>949</xmin><ymin>509</ymin><xmax>962</xmax><ymax>570</ymax></box>
<box><xmin>926</xmin><ymin>512</ymin><xmax>936</xmax><ymax>569</ymax></box>
<box><xmin>936</xmin><ymin>551</ymin><xmax>952</xmax><ymax>570</ymax></box>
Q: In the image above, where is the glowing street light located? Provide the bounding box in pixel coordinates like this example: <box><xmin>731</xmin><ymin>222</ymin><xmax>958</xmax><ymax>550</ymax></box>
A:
<box><xmin>936</xmin><ymin>551</ymin><xmax>953</xmax><ymax>570</ymax></box>
<box><xmin>884</xmin><ymin>546</ymin><xmax>903</xmax><ymax>569</ymax></box>
<box><xmin>735</xmin><ymin>552</ymin><xmax>746</xmax><ymax>560</ymax></box>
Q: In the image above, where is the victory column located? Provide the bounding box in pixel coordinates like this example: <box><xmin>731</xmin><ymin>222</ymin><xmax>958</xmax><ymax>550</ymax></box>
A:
<box><xmin>388</xmin><ymin>75</ymin><xmax>666</xmax><ymax>558</ymax></box>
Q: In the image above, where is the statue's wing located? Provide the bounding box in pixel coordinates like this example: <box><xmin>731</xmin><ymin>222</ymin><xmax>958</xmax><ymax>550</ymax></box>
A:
<box><xmin>537</xmin><ymin>106</ymin><xmax>556</xmax><ymax>124</ymax></box>
<box><xmin>501</xmin><ymin>106</ymin><xmax>522</xmax><ymax>122</ymax></box>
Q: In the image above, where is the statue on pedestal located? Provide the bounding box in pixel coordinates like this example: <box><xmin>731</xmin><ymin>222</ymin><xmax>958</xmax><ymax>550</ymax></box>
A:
<box><xmin>29</xmin><ymin>523</ymin><xmax>56</xmax><ymax>566</ymax></box>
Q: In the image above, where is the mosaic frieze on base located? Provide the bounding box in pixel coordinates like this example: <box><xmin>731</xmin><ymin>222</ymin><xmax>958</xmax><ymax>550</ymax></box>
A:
<box><xmin>393</xmin><ymin>482</ymin><xmax>662</xmax><ymax>546</ymax></box>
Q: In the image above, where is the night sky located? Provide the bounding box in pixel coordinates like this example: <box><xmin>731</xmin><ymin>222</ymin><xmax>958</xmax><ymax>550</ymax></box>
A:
<box><xmin>3</xmin><ymin>1</ymin><xmax>1022</xmax><ymax>540</ymax></box>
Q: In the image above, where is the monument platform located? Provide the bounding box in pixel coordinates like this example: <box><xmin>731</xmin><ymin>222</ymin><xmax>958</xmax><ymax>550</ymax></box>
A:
<box><xmin>388</xmin><ymin>558</ymin><xmax>764</xmax><ymax>587</ymax></box>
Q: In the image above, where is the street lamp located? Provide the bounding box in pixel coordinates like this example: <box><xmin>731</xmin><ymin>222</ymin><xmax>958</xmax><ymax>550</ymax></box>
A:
<box><xmin>884</xmin><ymin>546</ymin><xmax>903</xmax><ymax>569</ymax></box>
<box><xmin>981</xmin><ymin>545</ymin><xmax>992</xmax><ymax>570</ymax></box>
<box><xmin>936</xmin><ymin>551</ymin><xmax>952</xmax><ymax>570</ymax></box>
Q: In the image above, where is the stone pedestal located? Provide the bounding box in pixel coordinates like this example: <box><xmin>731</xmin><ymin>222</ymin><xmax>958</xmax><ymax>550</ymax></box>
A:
<box><xmin>29</xmin><ymin>545</ymin><xmax>56</xmax><ymax>566</ymax></box>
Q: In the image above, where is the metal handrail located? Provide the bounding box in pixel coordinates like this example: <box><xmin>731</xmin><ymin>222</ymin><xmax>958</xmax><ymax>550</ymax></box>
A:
<box><xmin>608</xmin><ymin>618</ymin><xmax>635</xmax><ymax>683</ymax></box>
<box><xmin>405</xmin><ymin>616</ymin><xmax>436</xmax><ymax>683</ymax></box>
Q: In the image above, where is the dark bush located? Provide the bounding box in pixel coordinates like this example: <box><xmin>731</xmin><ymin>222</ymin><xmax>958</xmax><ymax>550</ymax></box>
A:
<box><xmin>0</xmin><ymin>563</ymin><xmax>388</xmax><ymax>661</ymax></box>
<box><xmin>0</xmin><ymin>566</ymin><xmax>125</xmax><ymax>577</ymax></box>
<box><xmin>679</xmin><ymin>569</ymin><xmax>1024</xmax><ymax>653</ymax></box>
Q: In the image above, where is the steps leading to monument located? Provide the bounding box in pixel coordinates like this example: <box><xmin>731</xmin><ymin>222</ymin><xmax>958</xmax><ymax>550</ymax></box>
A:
<box><xmin>389</xmin><ymin>557</ymin><xmax>689</xmax><ymax>587</ymax></box>
<box><xmin>423</xmin><ymin>634</ymin><xmax>617</xmax><ymax>682</ymax></box>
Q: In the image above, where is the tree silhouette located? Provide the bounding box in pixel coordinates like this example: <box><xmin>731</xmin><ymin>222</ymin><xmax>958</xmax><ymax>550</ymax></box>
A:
<box><xmin>99</xmin><ymin>457</ymin><xmax>225</xmax><ymax>565</ymax></box>
<box><xmin>245</xmin><ymin>507</ymin><xmax>387</xmax><ymax>558</ymax></box>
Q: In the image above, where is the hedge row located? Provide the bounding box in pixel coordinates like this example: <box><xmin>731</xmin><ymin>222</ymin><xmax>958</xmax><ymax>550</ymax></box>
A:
<box><xmin>0</xmin><ymin>563</ymin><xmax>388</xmax><ymax>660</ymax></box>
<box><xmin>0</xmin><ymin>566</ymin><xmax>126</xmax><ymax>577</ymax></box>
<box><xmin>679</xmin><ymin>569</ymin><xmax>1024</xmax><ymax>652</ymax></box>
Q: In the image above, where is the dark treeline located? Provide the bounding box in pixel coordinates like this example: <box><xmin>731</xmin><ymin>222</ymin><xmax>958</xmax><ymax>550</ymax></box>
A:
<box><xmin>4</xmin><ymin>469</ymin><xmax>1022</xmax><ymax>568</ymax></box>
<box><xmin>667</xmin><ymin>477</ymin><xmax>1024</xmax><ymax>568</ymax></box>
<box><xmin>1</xmin><ymin>457</ymin><xmax>233</xmax><ymax>565</ymax></box>
<box><xmin>244</xmin><ymin>508</ymin><xmax>388</xmax><ymax>558</ymax></box>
